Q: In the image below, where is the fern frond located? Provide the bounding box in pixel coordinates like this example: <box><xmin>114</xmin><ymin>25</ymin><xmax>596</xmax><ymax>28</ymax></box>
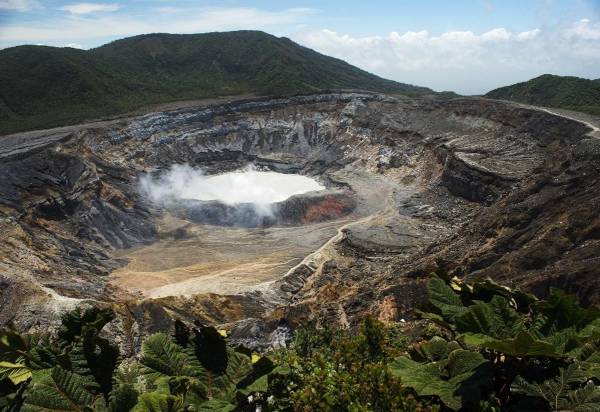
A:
<box><xmin>21</xmin><ymin>366</ymin><xmax>99</xmax><ymax>411</ymax></box>
<box><xmin>140</xmin><ymin>333</ymin><xmax>192</xmax><ymax>379</ymax></box>
<box><xmin>0</xmin><ymin>357</ymin><xmax>31</xmax><ymax>385</ymax></box>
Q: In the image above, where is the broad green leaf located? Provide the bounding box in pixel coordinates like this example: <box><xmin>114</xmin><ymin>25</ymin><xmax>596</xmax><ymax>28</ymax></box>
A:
<box><xmin>414</xmin><ymin>337</ymin><xmax>460</xmax><ymax>362</ymax></box>
<box><xmin>58</xmin><ymin>308</ymin><xmax>115</xmax><ymax>344</ymax></box>
<box><xmin>389</xmin><ymin>349</ymin><xmax>490</xmax><ymax>411</ymax></box>
<box><xmin>470</xmin><ymin>278</ymin><xmax>514</xmax><ymax>301</ymax></box>
<box><xmin>481</xmin><ymin>330</ymin><xmax>563</xmax><ymax>358</ymax></box>
<box><xmin>68</xmin><ymin>338</ymin><xmax>93</xmax><ymax>378</ymax></box>
<box><xmin>236</xmin><ymin>355</ymin><xmax>275</xmax><ymax>396</ymax></box>
<box><xmin>446</xmin><ymin>350</ymin><xmax>487</xmax><ymax>379</ymax></box>
<box><xmin>427</xmin><ymin>277</ymin><xmax>467</xmax><ymax>321</ymax></box>
<box><xmin>55</xmin><ymin>307</ymin><xmax>119</xmax><ymax>398</ymax></box>
<box><xmin>536</xmin><ymin>289</ymin><xmax>600</xmax><ymax>335</ymax></box>
<box><xmin>27</xmin><ymin>339</ymin><xmax>68</xmax><ymax>370</ymax></box>
<box><xmin>455</xmin><ymin>296</ymin><xmax>523</xmax><ymax>339</ymax></box>
<box><xmin>238</xmin><ymin>374</ymin><xmax>268</xmax><ymax>396</ymax></box>
<box><xmin>22</xmin><ymin>367</ymin><xmax>99</xmax><ymax>411</ymax></box>
<box><xmin>0</xmin><ymin>329</ymin><xmax>29</xmax><ymax>363</ymax></box>
<box><xmin>389</xmin><ymin>356</ymin><xmax>460</xmax><ymax>410</ymax></box>
<box><xmin>543</xmin><ymin>328</ymin><xmax>582</xmax><ymax>355</ymax></box>
<box><xmin>459</xmin><ymin>333</ymin><xmax>494</xmax><ymax>347</ymax></box>
<box><xmin>207</xmin><ymin>349</ymin><xmax>252</xmax><ymax>400</ymax></box>
<box><xmin>447</xmin><ymin>350</ymin><xmax>493</xmax><ymax>408</ymax></box>
<box><xmin>415</xmin><ymin>310</ymin><xmax>453</xmax><ymax>330</ymax></box>
<box><xmin>266</xmin><ymin>364</ymin><xmax>291</xmax><ymax>378</ymax></box>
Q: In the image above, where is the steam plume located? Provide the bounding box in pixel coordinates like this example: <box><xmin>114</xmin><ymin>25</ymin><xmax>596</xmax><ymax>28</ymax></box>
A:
<box><xmin>139</xmin><ymin>164</ymin><xmax>324</xmax><ymax>212</ymax></box>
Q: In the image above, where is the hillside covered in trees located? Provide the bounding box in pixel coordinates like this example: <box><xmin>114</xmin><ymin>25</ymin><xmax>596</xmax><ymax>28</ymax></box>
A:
<box><xmin>486</xmin><ymin>74</ymin><xmax>600</xmax><ymax>115</ymax></box>
<box><xmin>0</xmin><ymin>31</ymin><xmax>433</xmax><ymax>135</ymax></box>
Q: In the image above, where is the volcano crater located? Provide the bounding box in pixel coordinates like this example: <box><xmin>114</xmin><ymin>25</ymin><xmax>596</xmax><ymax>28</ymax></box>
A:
<box><xmin>1</xmin><ymin>92</ymin><xmax>599</xmax><ymax>344</ymax></box>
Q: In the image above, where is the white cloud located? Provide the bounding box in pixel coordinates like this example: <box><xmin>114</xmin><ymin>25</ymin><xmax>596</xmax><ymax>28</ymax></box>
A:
<box><xmin>566</xmin><ymin>18</ymin><xmax>600</xmax><ymax>39</ymax></box>
<box><xmin>517</xmin><ymin>29</ymin><xmax>541</xmax><ymax>40</ymax></box>
<box><xmin>292</xmin><ymin>20</ymin><xmax>600</xmax><ymax>94</ymax></box>
<box><xmin>60</xmin><ymin>3</ymin><xmax>119</xmax><ymax>15</ymax></box>
<box><xmin>481</xmin><ymin>28</ymin><xmax>511</xmax><ymax>41</ymax></box>
<box><xmin>64</xmin><ymin>42</ymin><xmax>84</xmax><ymax>49</ymax></box>
<box><xmin>0</xmin><ymin>0</ymin><xmax>39</xmax><ymax>11</ymax></box>
<box><xmin>0</xmin><ymin>7</ymin><xmax>313</xmax><ymax>43</ymax></box>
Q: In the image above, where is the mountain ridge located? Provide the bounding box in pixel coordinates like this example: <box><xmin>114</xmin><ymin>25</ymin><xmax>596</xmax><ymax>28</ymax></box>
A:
<box><xmin>0</xmin><ymin>31</ymin><xmax>434</xmax><ymax>135</ymax></box>
<box><xmin>485</xmin><ymin>74</ymin><xmax>600</xmax><ymax>116</ymax></box>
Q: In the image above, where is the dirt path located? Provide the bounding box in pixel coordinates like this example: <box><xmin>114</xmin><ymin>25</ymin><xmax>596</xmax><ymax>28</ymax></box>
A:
<box><xmin>538</xmin><ymin>107</ymin><xmax>600</xmax><ymax>137</ymax></box>
<box><xmin>509</xmin><ymin>102</ymin><xmax>600</xmax><ymax>139</ymax></box>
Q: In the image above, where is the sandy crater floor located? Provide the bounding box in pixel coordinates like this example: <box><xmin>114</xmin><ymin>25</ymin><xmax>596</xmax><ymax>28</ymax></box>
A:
<box><xmin>110</xmin><ymin>214</ymin><xmax>348</xmax><ymax>297</ymax></box>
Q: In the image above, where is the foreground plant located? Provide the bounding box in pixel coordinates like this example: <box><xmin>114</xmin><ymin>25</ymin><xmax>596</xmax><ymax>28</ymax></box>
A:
<box><xmin>0</xmin><ymin>274</ymin><xmax>599</xmax><ymax>411</ymax></box>
<box><xmin>396</xmin><ymin>275</ymin><xmax>600</xmax><ymax>410</ymax></box>
<box><xmin>265</xmin><ymin>317</ymin><xmax>429</xmax><ymax>411</ymax></box>
<box><xmin>0</xmin><ymin>311</ymin><xmax>276</xmax><ymax>411</ymax></box>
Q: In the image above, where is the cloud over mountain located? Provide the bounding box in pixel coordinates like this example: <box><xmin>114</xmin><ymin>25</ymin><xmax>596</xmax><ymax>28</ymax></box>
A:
<box><xmin>292</xmin><ymin>19</ymin><xmax>600</xmax><ymax>94</ymax></box>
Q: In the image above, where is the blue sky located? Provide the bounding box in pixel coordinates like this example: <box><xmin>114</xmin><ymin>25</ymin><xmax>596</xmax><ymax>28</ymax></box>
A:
<box><xmin>1</xmin><ymin>0</ymin><xmax>599</xmax><ymax>94</ymax></box>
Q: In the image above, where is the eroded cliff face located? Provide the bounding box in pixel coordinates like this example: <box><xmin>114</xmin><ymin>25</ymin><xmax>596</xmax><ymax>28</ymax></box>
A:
<box><xmin>0</xmin><ymin>93</ymin><xmax>597</xmax><ymax>348</ymax></box>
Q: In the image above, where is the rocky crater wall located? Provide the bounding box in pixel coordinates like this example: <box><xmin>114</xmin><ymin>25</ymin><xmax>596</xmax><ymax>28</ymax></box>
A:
<box><xmin>0</xmin><ymin>92</ymin><xmax>596</xmax><ymax>346</ymax></box>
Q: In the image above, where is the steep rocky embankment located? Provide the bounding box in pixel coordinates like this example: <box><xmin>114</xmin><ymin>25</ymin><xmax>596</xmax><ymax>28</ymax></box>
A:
<box><xmin>0</xmin><ymin>93</ymin><xmax>598</xmax><ymax>350</ymax></box>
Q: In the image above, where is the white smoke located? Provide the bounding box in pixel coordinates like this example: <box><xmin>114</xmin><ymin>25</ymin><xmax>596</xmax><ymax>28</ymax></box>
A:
<box><xmin>139</xmin><ymin>164</ymin><xmax>324</xmax><ymax>208</ymax></box>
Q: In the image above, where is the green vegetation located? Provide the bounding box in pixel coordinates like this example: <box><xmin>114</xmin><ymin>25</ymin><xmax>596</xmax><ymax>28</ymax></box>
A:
<box><xmin>0</xmin><ymin>308</ymin><xmax>283</xmax><ymax>411</ymax></box>
<box><xmin>0</xmin><ymin>31</ymin><xmax>433</xmax><ymax>135</ymax></box>
<box><xmin>485</xmin><ymin>74</ymin><xmax>600</xmax><ymax>115</ymax></box>
<box><xmin>2</xmin><ymin>274</ymin><xmax>600</xmax><ymax>411</ymax></box>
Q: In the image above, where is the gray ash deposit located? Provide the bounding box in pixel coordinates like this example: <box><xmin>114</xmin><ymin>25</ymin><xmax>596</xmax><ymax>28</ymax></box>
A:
<box><xmin>1</xmin><ymin>92</ymin><xmax>599</xmax><ymax>350</ymax></box>
<box><xmin>181</xmin><ymin>191</ymin><xmax>355</xmax><ymax>227</ymax></box>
